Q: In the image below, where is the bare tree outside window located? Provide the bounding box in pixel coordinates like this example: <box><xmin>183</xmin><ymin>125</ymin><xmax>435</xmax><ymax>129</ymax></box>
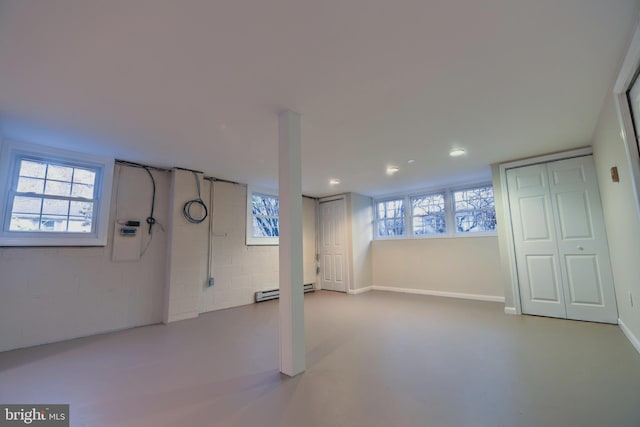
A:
<box><xmin>251</xmin><ymin>194</ymin><xmax>279</xmax><ymax>237</ymax></box>
<box><xmin>376</xmin><ymin>198</ymin><xmax>405</xmax><ymax>236</ymax></box>
<box><xmin>453</xmin><ymin>186</ymin><xmax>497</xmax><ymax>233</ymax></box>
<box><xmin>411</xmin><ymin>193</ymin><xmax>446</xmax><ymax>235</ymax></box>
<box><xmin>374</xmin><ymin>184</ymin><xmax>497</xmax><ymax>239</ymax></box>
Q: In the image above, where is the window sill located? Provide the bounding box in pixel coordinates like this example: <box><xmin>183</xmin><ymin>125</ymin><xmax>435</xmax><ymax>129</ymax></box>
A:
<box><xmin>374</xmin><ymin>232</ymin><xmax>497</xmax><ymax>242</ymax></box>
<box><xmin>0</xmin><ymin>232</ymin><xmax>107</xmax><ymax>247</ymax></box>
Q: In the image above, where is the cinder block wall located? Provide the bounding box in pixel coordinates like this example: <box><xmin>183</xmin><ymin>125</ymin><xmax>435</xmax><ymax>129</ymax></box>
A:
<box><xmin>0</xmin><ymin>169</ymin><xmax>317</xmax><ymax>352</ymax></box>
<box><xmin>200</xmin><ymin>181</ymin><xmax>316</xmax><ymax>312</ymax></box>
<box><xmin>0</xmin><ymin>165</ymin><xmax>170</xmax><ymax>352</ymax></box>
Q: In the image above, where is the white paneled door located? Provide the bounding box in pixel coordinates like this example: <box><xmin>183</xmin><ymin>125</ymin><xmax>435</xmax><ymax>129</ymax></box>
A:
<box><xmin>506</xmin><ymin>156</ymin><xmax>618</xmax><ymax>323</ymax></box>
<box><xmin>319</xmin><ymin>198</ymin><xmax>348</xmax><ymax>292</ymax></box>
<box><xmin>507</xmin><ymin>163</ymin><xmax>566</xmax><ymax>318</ymax></box>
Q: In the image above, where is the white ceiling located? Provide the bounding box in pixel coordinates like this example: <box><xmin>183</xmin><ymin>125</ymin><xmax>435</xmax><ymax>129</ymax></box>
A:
<box><xmin>0</xmin><ymin>0</ymin><xmax>638</xmax><ymax>197</ymax></box>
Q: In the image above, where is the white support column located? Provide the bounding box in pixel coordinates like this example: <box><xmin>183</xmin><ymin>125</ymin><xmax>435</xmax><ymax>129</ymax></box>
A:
<box><xmin>278</xmin><ymin>110</ymin><xmax>306</xmax><ymax>377</ymax></box>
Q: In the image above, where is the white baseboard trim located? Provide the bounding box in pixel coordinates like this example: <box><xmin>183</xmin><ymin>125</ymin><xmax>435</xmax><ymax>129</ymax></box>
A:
<box><xmin>504</xmin><ymin>307</ymin><xmax>517</xmax><ymax>315</ymax></box>
<box><xmin>619</xmin><ymin>318</ymin><xmax>640</xmax><ymax>355</ymax></box>
<box><xmin>348</xmin><ymin>286</ymin><xmax>373</xmax><ymax>295</ymax></box>
<box><xmin>371</xmin><ymin>286</ymin><xmax>505</xmax><ymax>303</ymax></box>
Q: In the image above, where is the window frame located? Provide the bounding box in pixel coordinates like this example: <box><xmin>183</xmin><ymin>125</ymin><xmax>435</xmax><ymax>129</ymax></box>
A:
<box><xmin>373</xmin><ymin>181</ymin><xmax>497</xmax><ymax>240</ymax></box>
<box><xmin>614</xmin><ymin>18</ymin><xmax>640</xmax><ymax>222</ymax></box>
<box><xmin>409</xmin><ymin>191</ymin><xmax>448</xmax><ymax>237</ymax></box>
<box><xmin>0</xmin><ymin>140</ymin><xmax>114</xmax><ymax>246</ymax></box>
<box><xmin>374</xmin><ymin>196</ymin><xmax>407</xmax><ymax>239</ymax></box>
<box><xmin>450</xmin><ymin>183</ymin><xmax>497</xmax><ymax>235</ymax></box>
<box><xmin>246</xmin><ymin>186</ymin><xmax>279</xmax><ymax>246</ymax></box>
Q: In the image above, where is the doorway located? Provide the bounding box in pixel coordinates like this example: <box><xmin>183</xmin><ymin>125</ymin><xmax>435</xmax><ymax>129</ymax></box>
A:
<box><xmin>319</xmin><ymin>197</ymin><xmax>349</xmax><ymax>292</ymax></box>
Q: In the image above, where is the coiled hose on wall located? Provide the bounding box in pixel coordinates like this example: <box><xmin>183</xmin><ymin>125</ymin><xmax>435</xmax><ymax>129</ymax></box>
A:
<box><xmin>183</xmin><ymin>171</ymin><xmax>208</xmax><ymax>224</ymax></box>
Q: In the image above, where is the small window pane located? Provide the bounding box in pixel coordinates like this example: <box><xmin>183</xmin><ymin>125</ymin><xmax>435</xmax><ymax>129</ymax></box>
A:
<box><xmin>68</xmin><ymin>218</ymin><xmax>92</xmax><ymax>233</ymax></box>
<box><xmin>69</xmin><ymin>201</ymin><xmax>93</xmax><ymax>218</ymax></box>
<box><xmin>252</xmin><ymin>217</ymin><xmax>279</xmax><ymax>237</ymax></box>
<box><xmin>454</xmin><ymin>187</ymin><xmax>494</xmax><ymax>211</ymax></box>
<box><xmin>40</xmin><ymin>215</ymin><xmax>69</xmax><ymax>232</ymax></box>
<box><xmin>385</xmin><ymin>200</ymin><xmax>403</xmax><ymax>218</ymax></box>
<box><xmin>71</xmin><ymin>183</ymin><xmax>94</xmax><ymax>198</ymax></box>
<box><xmin>42</xmin><ymin>199</ymin><xmax>70</xmax><ymax>215</ymax></box>
<box><xmin>455</xmin><ymin>211</ymin><xmax>497</xmax><ymax>233</ymax></box>
<box><xmin>9</xmin><ymin>214</ymin><xmax>40</xmax><ymax>231</ymax></box>
<box><xmin>73</xmin><ymin>168</ymin><xmax>96</xmax><ymax>185</ymax></box>
<box><xmin>44</xmin><ymin>181</ymin><xmax>71</xmax><ymax>197</ymax></box>
<box><xmin>411</xmin><ymin>194</ymin><xmax>445</xmax><ymax>215</ymax></box>
<box><xmin>252</xmin><ymin>194</ymin><xmax>279</xmax><ymax>216</ymax></box>
<box><xmin>16</xmin><ymin>177</ymin><xmax>45</xmax><ymax>194</ymax></box>
<box><xmin>68</xmin><ymin>201</ymin><xmax>93</xmax><ymax>233</ymax></box>
<box><xmin>12</xmin><ymin>196</ymin><xmax>42</xmax><ymax>214</ymax></box>
<box><xmin>19</xmin><ymin>160</ymin><xmax>46</xmax><ymax>178</ymax></box>
<box><xmin>378</xmin><ymin>218</ymin><xmax>405</xmax><ymax>236</ymax></box>
<box><xmin>377</xmin><ymin>199</ymin><xmax>404</xmax><ymax>219</ymax></box>
<box><xmin>46</xmin><ymin>165</ymin><xmax>73</xmax><ymax>182</ymax></box>
<box><xmin>413</xmin><ymin>214</ymin><xmax>446</xmax><ymax>235</ymax></box>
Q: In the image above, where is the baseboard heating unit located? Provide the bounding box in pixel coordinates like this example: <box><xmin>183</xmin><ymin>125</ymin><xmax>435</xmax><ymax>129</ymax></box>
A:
<box><xmin>255</xmin><ymin>284</ymin><xmax>315</xmax><ymax>302</ymax></box>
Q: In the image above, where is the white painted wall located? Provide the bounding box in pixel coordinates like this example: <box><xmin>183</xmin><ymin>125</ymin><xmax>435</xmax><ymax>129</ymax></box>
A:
<box><xmin>346</xmin><ymin>193</ymin><xmax>373</xmax><ymax>291</ymax></box>
<box><xmin>592</xmin><ymin>91</ymin><xmax>640</xmax><ymax>344</ymax></box>
<box><xmin>0</xmin><ymin>164</ymin><xmax>170</xmax><ymax>352</ymax></box>
<box><xmin>0</xmin><ymin>164</ymin><xmax>317</xmax><ymax>352</ymax></box>
<box><xmin>164</xmin><ymin>169</ymin><xmax>209</xmax><ymax>322</ymax></box>
<box><xmin>200</xmin><ymin>182</ymin><xmax>317</xmax><ymax>312</ymax></box>
<box><xmin>371</xmin><ymin>237</ymin><xmax>504</xmax><ymax>300</ymax></box>
<box><xmin>200</xmin><ymin>181</ymin><xmax>277</xmax><ymax>311</ymax></box>
<box><xmin>492</xmin><ymin>164</ymin><xmax>516</xmax><ymax>308</ymax></box>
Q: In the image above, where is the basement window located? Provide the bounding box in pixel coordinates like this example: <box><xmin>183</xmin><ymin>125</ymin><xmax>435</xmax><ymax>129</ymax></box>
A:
<box><xmin>246</xmin><ymin>187</ymin><xmax>279</xmax><ymax>245</ymax></box>
<box><xmin>374</xmin><ymin>182</ymin><xmax>496</xmax><ymax>239</ymax></box>
<box><xmin>452</xmin><ymin>185</ymin><xmax>497</xmax><ymax>234</ymax></box>
<box><xmin>411</xmin><ymin>192</ymin><xmax>446</xmax><ymax>235</ymax></box>
<box><xmin>0</xmin><ymin>140</ymin><xmax>114</xmax><ymax>246</ymax></box>
<box><xmin>375</xmin><ymin>197</ymin><xmax>406</xmax><ymax>238</ymax></box>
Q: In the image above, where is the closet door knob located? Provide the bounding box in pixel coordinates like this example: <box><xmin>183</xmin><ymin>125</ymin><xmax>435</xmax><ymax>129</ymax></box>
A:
<box><xmin>577</xmin><ymin>245</ymin><xmax>584</xmax><ymax>251</ymax></box>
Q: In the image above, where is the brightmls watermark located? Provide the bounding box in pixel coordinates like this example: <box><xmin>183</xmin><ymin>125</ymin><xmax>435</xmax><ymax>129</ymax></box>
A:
<box><xmin>0</xmin><ymin>405</ymin><xmax>68</xmax><ymax>426</ymax></box>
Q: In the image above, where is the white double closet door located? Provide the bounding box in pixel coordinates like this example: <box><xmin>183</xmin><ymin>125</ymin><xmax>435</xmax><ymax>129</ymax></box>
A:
<box><xmin>506</xmin><ymin>155</ymin><xmax>618</xmax><ymax>323</ymax></box>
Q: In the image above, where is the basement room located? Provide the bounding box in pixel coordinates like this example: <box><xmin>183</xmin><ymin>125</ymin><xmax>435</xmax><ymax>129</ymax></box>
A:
<box><xmin>1</xmin><ymin>1</ymin><xmax>640</xmax><ymax>426</ymax></box>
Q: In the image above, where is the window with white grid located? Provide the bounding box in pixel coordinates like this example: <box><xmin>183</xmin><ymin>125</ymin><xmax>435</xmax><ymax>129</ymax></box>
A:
<box><xmin>8</xmin><ymin>158</ymin><xmax>99</xmax><ymax>233</ymax></box>
<box><xmin>246</xmin><ymin>187</ymin><xmax>279</xmax><ymax>245</ymax></box>
<box><xmin>375</xmin><ymin>198</ymin><xmax>405</xmax><ymax>237</ymax></box>
<box><xmin>411</xmin><ymin>192</ymin><xmax>446</xmax><ymax>235</ymax></box>
<box><xmin>452</xmin><ymin>185</ymin><xmax>497</xmax><ymax>234</ymax></box>
<box><xmin>0</xmin><ymin>140</ymin><xmax>113</xmax><ymax>246</ymax></box>
<box><xmin>373</xmin><ymin>183</ymin><xmax>497</xmax><ymax>239</ymax></box>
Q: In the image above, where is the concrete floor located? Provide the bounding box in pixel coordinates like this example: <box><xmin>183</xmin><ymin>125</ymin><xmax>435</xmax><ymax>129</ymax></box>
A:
<box><xmin>1</xmin><ymin>290</ymin><xmax>639</xmax><ymax>427</ymax></box>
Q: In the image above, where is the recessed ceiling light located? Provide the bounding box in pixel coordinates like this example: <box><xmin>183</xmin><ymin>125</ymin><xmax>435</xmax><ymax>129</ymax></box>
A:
<box><xmin>407</xmin><ymin>159</ymin><xmax>415</xmax><ymax>164</ymax></box>
<box><xmin>449</xmin><ymin>148</ymin><xmax>466</xmax><ymax>157</ymax></box>
<box><xmin>329</xmin><ymin>178</ymin><xmax>341</xmax><ymax>185</ymax></box>
<box><xmin>386</xmin><ymin>165</ymin><xmax>400</xmax><ymax>175</ymax></box>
